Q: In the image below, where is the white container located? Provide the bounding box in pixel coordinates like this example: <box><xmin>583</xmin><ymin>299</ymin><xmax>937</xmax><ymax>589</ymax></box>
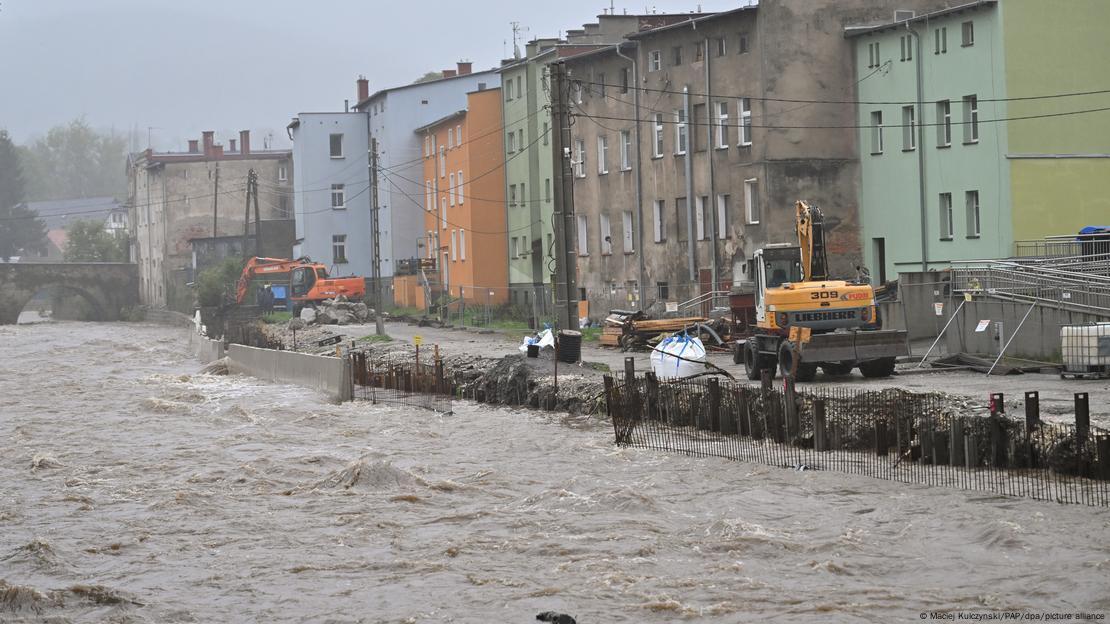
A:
<box><xmin>1060</xmin><ymin>323</ymin><xmax>1110</xmax><ymax>369</ymax></box>
<box><xmin>650</xmin><ymin>334</ymin><xmax>707</xmax><ymax>379</ymax></box>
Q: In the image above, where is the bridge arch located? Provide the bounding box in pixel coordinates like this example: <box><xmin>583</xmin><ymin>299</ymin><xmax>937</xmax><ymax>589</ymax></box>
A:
<box><xmin>0</xmin><ymin>263</ymin><xmax>139</xmax><ymax>325</ymax></box>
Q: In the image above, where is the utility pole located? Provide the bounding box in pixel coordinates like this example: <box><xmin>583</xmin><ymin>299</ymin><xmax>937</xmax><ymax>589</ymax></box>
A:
<box><xmin>549</xmin><ymin>60</ymin><xmax>579</xmax><ymax>331</ymax></box>
<box><xmin>212</xmin><ymin>162</ymin><xmax>220</xmax><ymax>237</ymax></box>
<box><xmin>252</xmin><ymin>170</ymin><xmax>261</xmax><ymax>256</ymax></box>
<box><xmin>242</xmin><ymin>169</ymin><xmax>254</xmax><ymax>256</ymax></box>
<box><xmin>370</xmin><ymin>137</ymin><xmax>385</xmax><ymax>335</ymax></box>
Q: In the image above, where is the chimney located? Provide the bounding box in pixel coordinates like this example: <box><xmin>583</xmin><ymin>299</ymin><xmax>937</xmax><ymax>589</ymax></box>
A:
<box><xmin>239</xmin><ymin>130</ymin><xmax>251</xmax><ymax>155</ymax></box>
<box><xmin>229</xmin><ymin>138</ymin><xmax>237</xmax><ymax>153</ymax></box>
<box><xmin>212</xmin><ymin>144</ymin><xmax>224</xmax><ymax>159</ymax></box>
<box><xmin>187</xmin><ymin>139</ymin><xmax>199</xmax><ymax>154</ymax></box>
<box><xmin>202</xmin><ymin>131</ymin><xmax>215</xmax><ymax>157</ymax></box>
<box><xmin>356</xmin><ymin>75</ymin><xmax>369</xmax><ymax>102</ymax></box>
<box><xmin>442</xmin><ymin>69</ymin><xmax>457</xmax><ymax>78</ymax></box>
<box><xmin>457</xmin><ymin>61</ymin><xmax>472</xmax><ymax>75</ymax></box>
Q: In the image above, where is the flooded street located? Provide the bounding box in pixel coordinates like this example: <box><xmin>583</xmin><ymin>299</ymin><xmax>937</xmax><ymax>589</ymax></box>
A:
<box><xmin>2</xmin><ymin>322</ymin><xmax>1109</xmax><ymax>623</ymax></box>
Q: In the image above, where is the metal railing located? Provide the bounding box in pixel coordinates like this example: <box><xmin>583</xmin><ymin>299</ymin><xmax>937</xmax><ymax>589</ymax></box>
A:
<box><xmin>1015</xmin><ymin>233</ymin><xmax>1110</xmax><ymax>259</ymax></box>
<box><xmin>951</xmin><ymin>257</ymin><xmax>1110</xmax><ymax>315</ymax></box>
<box><xmin>676</xmin><ymin>290</ymin><xmax>731</xmax><ymax>316</ymax></box>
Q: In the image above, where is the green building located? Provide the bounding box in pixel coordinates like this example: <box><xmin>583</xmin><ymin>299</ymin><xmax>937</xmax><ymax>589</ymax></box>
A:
<box><xmin>849</xmin><ymin>0</ymin><xmax>1110</xmax><ymax>282</ymax></box>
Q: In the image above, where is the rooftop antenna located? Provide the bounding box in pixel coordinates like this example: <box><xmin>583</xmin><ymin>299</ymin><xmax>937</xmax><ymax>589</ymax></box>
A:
<box><xmin>610</xmin><ymin>0</ymin><xmax>615</xmax><ymax>14</ymax></box>
<box><xmin>510</xmin><ymin>21</ymin><xmax>523</xmax><ymax>59</ymax></box>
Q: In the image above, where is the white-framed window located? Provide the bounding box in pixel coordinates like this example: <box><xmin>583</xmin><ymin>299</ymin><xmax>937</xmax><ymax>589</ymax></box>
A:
<box><xmin>939</xmin><ymin>192</ymin><xmax>954</xmax><ymax>240</ymax></box>
<box><xmin>573</xmin><ymin>139</ymin><xmax>585</xmax><ymax>178</ymax></box>
<box><xmin>278</xmin><ymin>165</ymin><xmax>287</xmax><ymax>182</ymax></box>
<box><xmin>509</xmin><ymin>184</ymin><xmax>517</xmax><ymax>206</ymax></box>
<box><xmin>449</xmin><ymin>173</ymin><xmax>456</xmax><ymax>206</ymax></box>
<box><xmin>597</xmin><ymin>135</ymin><xmax>608</xmax><ymax>175</ymax></box>
<box><xmin>450</xmin><ymin>230</ymin><xmax>457</xmax><ymax>261</ymax></box>
<box><xmin>507</xmin><ymin>131</ymin><xmax>516</xmax><ymax>153</ymax></box>
<box><xmin>516</xmin><ymin>76</ymin><xmax>522</xmax><ymax>99</ymax></box>
<box><xmin>576</xmin><ymin>214</ymin><xmax>588</xmax><ymax>256</ymax></box>
<box><xmin>600</xmin><ymin>213</ymin><xmax>612</xmax><ymax>255</ymax></box>
<box><xmin>439</xmin><ymin>146</ymin><xmax>446</xmax><ymax>176</ymax></box>
<box><xmin>652</xmin><ymin>114</ymin><xmax>664</xmax><ymax>157</ymax></box>
<box><xmin>426</xmin><ymin>230</ymin><xmax>434</xmax><ymax>258</ymax></box>
<box><xmin>965</xmin><ymin>190</ymin><xmax>980</xmax><ymax>238</ymax></box>
<box><xmin>716</xmin><ymin>194</ymin><xmax>729</xmax><ymax>239</ymax></box>
<box><xmin>330</xmin><ymin>183</ymin><xmax>346</xmax><ymax>209</ymax></box>
<box><xmin>936</xmin><ymin>100</ymin><xmax>952</xmax><ymax>147</ymax></box>
<box><xmin>715</xmin><ymin>37</ymin><xmax>726</xmax><ymax>57</ymax></box>
<box><xmin>520</xmin><ymin>182</ymin><xmax>525</xmax><ymax>206</ymax></box>
<box><xmin>902</xmin><ymin>105</ymin><xmax>916</xmax><ymax>151</ymax></box>
<box><xmin>649</xmin><ymin>50</ymin><xmax>661</xmax><ymax>72</ymax></box>
<box><xmin>329</xmin><ymin>133</ymin><xmax>343</xmax><ymax>158</ymax></box>
<box><xmin>506</xmin><ymin>79</ymin><xmax>514</xmax><ymax>100</ymax></box>
<box><xmin>518</xmin><ymin>128</ymin><xmax>524</xmax><ymax>150</ymax></box>
<box><xmin>695</xmin><ymin>196</ymin><xmax>707</xmax><ymax>240</ymax></box>
<box><xmin>962</xmin><ymin>20</ymin><xmax>974</xmax><ymax>47</ymax></box>
<box><xmin>716</xmin><ymin>101</ymin><xmax>729</xmax><ymax>148</ymax></box>
<box><xmin>456</xmin><ymin>124</ymin><xmax>462</xmax><ymax>146</ymax></box>
<box><xmin>596</xmin><ymin>72</ymin><xmax>606</xmax><ymax>97</ymax></box>
<box><xmin>441</xmin><ymin>197</ymin><xmax>447</xmax><ymax>229</ymax></box>
<box><xmin>870</xmin><ymin>110</ymin><xmax>884</xmax><ymax>154</ymax></box>
<box><xmin>738</xmin><ymin>33</ymin><xmax>749</xmax><ymax>54</ymax></box>
<box><xmin>899</xmin><ymin>35</ymin><xmax>914</xmax><ymax>62</ymax></box>
<box><xmin>459</xmin><ymin>228</ymin><xmax>466</xmax><ymax>261</ymax></box>
<box><xmin>332</xmin><ymin>235</ymin><xmax>347</xmax><ymax>263</ymax></box>
<box><xmin>935</xmin><ymin>26</ymin><xmax>948</xmax><ymax>54</ymax></box>
<box><xmin>620</xmin><ymin>130</ymin><xmax>632</xmax><ymax>170</ymax></box>
<box><xmin>962</xmin><ymin>94</ymin><xmax>979</xmax><ymax>143</ymax></box>
<box><xmin>457</xmin><ymin>171</ymin><xmax>464</xmax><ymax>204</ymax></box>
<box><xmin>674</xmin><ymin>108</ymin><xmax>687</xmax><ymax>154</ymax></box>
<box><xmin>652</xmin><ymin>200</ymin><xmax>665</xmax><ymax>243</ymax></box>
<box><xmin>744</xmin><ymin>178</ymin><xmax>759</xmax><ymax>224</ymax></box>
<box><xmin>739</xmin><ymin>98</ymin><xmax>753</xmax><ymax>146</ymax></box>
<box><xmin>425</xmin><ymin>179</ymin><xmax>433</xmax><ymax>210</ymax></box>
<box><xmin>622</xmin><ymin>211</ymin><xmax>634</xmax><ymax>253</ymax></box>
<box><xmin>424</xmin><ymin>135</ymin><xmax>430</xmax><ymax>157</ymax></box>
<box><xmin>868</xmin><ymin>42</ymin><xmax>880</xmax><ymax>68</ymax></box>
<box><xmin>447</xmin><ymin>127</ymin><xmax>454</xmax><ymax>148</ymax></box>
<box><xmin>511</xmin><ymin>236</ymin><xmax>520</xmax><ymax>259</ymax></box>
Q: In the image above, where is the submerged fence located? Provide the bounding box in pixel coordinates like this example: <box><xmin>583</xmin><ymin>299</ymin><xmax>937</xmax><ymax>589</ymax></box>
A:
<box><xmin>605</xmin><ymin>369</ymin><xmax>1110</xmax><ymax>507</ymax></box>
<box><xmin>349</xmin><ymin>347</ymin><xmax>454</xmax><ymax>413</ymax></box>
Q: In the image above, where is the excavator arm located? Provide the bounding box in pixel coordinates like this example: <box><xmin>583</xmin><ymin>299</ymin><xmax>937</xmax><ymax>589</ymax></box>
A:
<box><xmin>795</xmin><ymin>200</ymin><xmax>829</xmax><ymax>283</ymax></box>
<box><xmin>236</xmin><ymin>257</ymin><xmax>312</xmax><ymax>303</ymax></box>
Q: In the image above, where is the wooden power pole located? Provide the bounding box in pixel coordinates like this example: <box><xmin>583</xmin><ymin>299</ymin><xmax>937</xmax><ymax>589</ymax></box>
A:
<box><xmin>549</xmin><ymin>61</ymin><xmax>579</xmax><ymax>331</ymax></box>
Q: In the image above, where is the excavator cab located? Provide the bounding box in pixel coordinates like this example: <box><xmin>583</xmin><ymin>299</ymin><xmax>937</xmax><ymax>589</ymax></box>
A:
<box><xmin>290</xmin><ymin>266</ymin><xmax>316</xmax><ymax>299</ymax></box>
<box><xmin>753</xmin><ymin>245</ymin><xmax>802</xmax><ymax>325</ymax></box>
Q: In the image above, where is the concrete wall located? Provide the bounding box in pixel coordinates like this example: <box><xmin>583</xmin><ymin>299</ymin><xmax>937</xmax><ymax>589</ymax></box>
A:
<box><xmin>187</xmin><ymin>331</ymin><xmax>225</xmax><ymax>364</ymax></box>
<box><xmin>879</xmin><ymin>271</ymin><xmax>955</xmax><ymax>341</ymax></box>
<box><xmin>227</xmin><ymin>344</ymin><xmax>352</xmax><ymax>402</ymax></box>
<box><xmin>942</xmin><ymin>298</ymin><xmax>1110</xmax><ymax>360</ymax></box>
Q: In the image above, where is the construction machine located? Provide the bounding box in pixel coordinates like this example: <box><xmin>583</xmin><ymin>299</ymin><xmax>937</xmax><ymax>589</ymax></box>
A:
<box><xmin>236</xmin><ymin>257</ymin><xmax>366</xmax><ymax>313</ymax></box>
<box><xmin>733</xmin><ymin>201</ymin><xmax>908</xmax><ymax>381</ymax></box>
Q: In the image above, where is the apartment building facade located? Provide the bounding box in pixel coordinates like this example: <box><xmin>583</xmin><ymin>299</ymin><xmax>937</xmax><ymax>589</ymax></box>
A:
<box><xmin>127</xmin><ymin>131</ymin><xmax>292</xmax><ymax>310</ymax></box>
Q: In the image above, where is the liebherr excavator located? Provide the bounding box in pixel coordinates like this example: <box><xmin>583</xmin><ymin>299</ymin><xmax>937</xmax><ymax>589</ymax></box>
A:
<box><xmin>734</xmin><ymin>201</ymin><xmax>908</xmax><ymax>381</ymax></box>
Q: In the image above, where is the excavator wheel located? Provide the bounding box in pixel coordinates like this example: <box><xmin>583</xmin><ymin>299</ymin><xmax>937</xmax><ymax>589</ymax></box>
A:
<box><xmin>743</xmin><ymin>341</ymin><xmax>761</xmax><ymax>380</ymax></box>
<box><xmin>858</xmin><ymin>357</ymin><xmax>897</xmax><ymax>378</ymax></box>
<box><xmin>732</xmin><ymin>341</ymin><xmax>744</xmax><ymax>365</ymax></box>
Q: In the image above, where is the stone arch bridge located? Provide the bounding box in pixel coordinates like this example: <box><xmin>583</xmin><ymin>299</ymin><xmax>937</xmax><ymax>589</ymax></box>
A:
<box><xmin>0</xmin><ymin>263</ymin><xmax>140</xmax><ymax>324</ymax></box>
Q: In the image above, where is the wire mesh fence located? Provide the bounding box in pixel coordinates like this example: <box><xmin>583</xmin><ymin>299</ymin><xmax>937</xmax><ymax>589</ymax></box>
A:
<box><xmin>606</xmin><ymin>373</ymin><xmax>1110</xmax><ymax>507</ymax></box>
<box><xmin>349</xmin><ymin>348</ymin><xmax>454</xmax><ymax>414</ymax></box>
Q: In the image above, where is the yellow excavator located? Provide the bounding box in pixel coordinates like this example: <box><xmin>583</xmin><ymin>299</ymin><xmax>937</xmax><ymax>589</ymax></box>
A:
<box><xmin>734</xmin><ymin>201</ymin><xmax>908</xmax><ymax>381</ymax></box>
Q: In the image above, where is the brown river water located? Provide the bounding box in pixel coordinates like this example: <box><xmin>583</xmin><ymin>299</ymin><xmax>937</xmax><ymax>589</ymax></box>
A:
<box><xmin>2</xmin><ymin>322</ymin><xmax>1108</xmax><ymax>623</ymax></box>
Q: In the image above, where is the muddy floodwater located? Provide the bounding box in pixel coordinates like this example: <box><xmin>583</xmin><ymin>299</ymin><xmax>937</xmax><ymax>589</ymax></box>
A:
<box><xmin>2</xmin><ymin>323</ymin><xmax>1108</xmax><ymax>623</ymax></box>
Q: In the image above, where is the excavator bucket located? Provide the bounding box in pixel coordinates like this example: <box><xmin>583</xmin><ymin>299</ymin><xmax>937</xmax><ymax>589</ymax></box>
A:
<box><xmin>800</xmin><ymin>329</ymin><xmax>909</xmax><ymax>362</ymax></box>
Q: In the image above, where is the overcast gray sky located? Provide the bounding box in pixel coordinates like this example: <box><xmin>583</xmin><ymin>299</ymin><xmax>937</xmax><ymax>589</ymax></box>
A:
<box><xmin>0</xmin><ymin>0</ymin><xmax>742</xmax><ymax>151</ymax></box>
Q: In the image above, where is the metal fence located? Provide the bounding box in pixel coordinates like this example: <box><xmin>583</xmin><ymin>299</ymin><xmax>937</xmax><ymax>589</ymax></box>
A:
<box><xmin>605</xmin><ymin>372</ymin><xmax>1110</xmax><ymax>507</ymax></box>
<box><xmin>349</xmin><ymin>348</ymin><xmax>454</xmax><ymax>414</ymax></box>
<box><xmin>951</xmin><ymin>258</ymin><xmax>1110</xmax><ymax>314</ymax></box>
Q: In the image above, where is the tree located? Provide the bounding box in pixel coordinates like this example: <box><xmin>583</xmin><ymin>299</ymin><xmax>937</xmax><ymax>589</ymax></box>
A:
<box><xmin>413</xmin><ymin>70</ymin><xmax>444</xmax><ymax>84</ymax></box>
<box><xmin>63</xmin><ymin>220</ymin><xmax>128</xmax><ymax>262</ymax></box>
<box><xmin>19</xmin><ymin>118</ymin><xmax>128</xmax><ymax>201</ymax></box>
<box><xmin>0</xmin><ymin>129</ymin><xmax>46</xmax><ymax>261</ymax></box>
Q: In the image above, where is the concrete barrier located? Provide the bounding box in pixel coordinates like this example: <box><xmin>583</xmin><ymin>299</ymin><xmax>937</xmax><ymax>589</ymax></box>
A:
<box><xmin>187</xmin><ymin>331</ymin><xmax>225</xmax><ymax>364</ymax></box>
<box><xmin>942</xmin><ymin>298</ymin><xmax>1110</xmax><ymax>360</ymax></box>
<box><xmin>227</xmin><ymin>344</ymin><xmax>352</xmax><ymax>402</ymax></box>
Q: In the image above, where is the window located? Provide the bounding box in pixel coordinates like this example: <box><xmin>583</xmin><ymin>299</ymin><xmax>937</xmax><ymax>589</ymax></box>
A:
<box><xmin>653</xmin><ymin>200</ymin><xmax>665</xmax><ymax>243</ymax></box>
<box><xmin>597</xmin><ymin>135</ymin><xmax>609</xmax><ymax>174</ymax></box>
<box><xmin>716</xmin><ymin>194</ymin><xmax>729</xmax><ymax>239</ymax></box>
<box><xmin>934</xmin><ymin>26</ymin><xmax>947</xmax><ymax>54</ymax></box>
<box><xmin>518</xmin><ymin>129</ymin><xmax>524</xmax><ymax>149</ymax></box>
<box><xmin>936</xmin><ymin>100</ymin><xmax>952</xmax><ymax>147</ymax></box>
<box><xmin>965</xmin><ymin>190</ymin><xmax>980</xmax><ymax>238</ymax></box>
<box><xmin>574</xmin><ymin>82</ymin><xmax>583</xmax><ymax>104</ymax></box>
<box><xmin>597</xmin><ymin>73</ymin><xmax>605</xmax><ymax>97</ymax></box>
<box><xmin>620</xmin><ymin>130</ymin><xmax>632</xmax><ymax>170</ymax></box>
<box><xmin>544</xmin><ymin>178</ymin><xmax>551</xmax><ymax>202</ymax></box>
<box><xmin>963</xmin><ymin>95</ymin><xmax>979</xmax><ymax>143</ymax></box>
<box><xmin>675</xmin><ymin>197</ymin><xmax>688</xmax><ymax>242</ymax></box>
<box><xmin>330</xmin><ymin>184</ymin><xmax>346</xmax><ymax>209</ymax></box>
<box><xmin>509</xmin><ymin>184</ymin><xmax>517</xmax><ymax>206</ymax></box>
<box><xmin>576</xmin><ymin>214</ymin><xmax>588</xmax><ymax>255</ymax></box>
<box><xmin>447</xmin><ymin>128</ymin><xmax>454</xmax><ymax>148</ymax></box>
<box><xmin>740</xmin><ymin>98</ymin><xmax>752</xmax><ymax>146</ymax></box>
<box><xmin>574</xmin><ymin>139</ymin><xmax>585</xmax><ymax>178</ymax></box>
<box><xmin>899</xmin><ymin>35</ymin><xmax>913</xmax><ymax>62</ymax></box>
<box><xmin>543</xmin><ymin>121</ymin><xmax>549</xmax><ymax>145</ymax></box>
<box><xmin>511</xmin><ymin>236</ymin><xmax>519</xmax><ymax>259</ymax></box>
<box><xmin>332</xmin><ymin>235</ymin><xmax>347</xmax><ymax>263</ymax></box>
<box><xmin>716</xmin><ymin>37</ymin><xmax>726</xmax><ymax>57</ymax></box>
<box><xmin>507</xmin><ymin>131</ymin><xmax>516</xmax><ymax>153</ymax></box>
<box><xmin>649</xmin><ymin>50</ymin><xmax>662</xmax><ymax>71</ymax></box>
<box><xmin>425</xmin><ymin>180</ymin><xmax>433</xmax><ymax>210</ymax></box>
<box><xmin>744</xmin><ymin>179</ymin><xmax>759</xmax><ymax>224</ymax></box>
<box><xmin>653</xmin><ymin>114</ymin><xmax>664</xmax><ymax>157</ymax></box>
<box><xmin>695</xmin><ymin>196</ymin><xmax>707</xmax><ymax>240</ymax></box>
<box><xmin>506</xmin><ymin>79</ymin><xmax>514</xmax><ymax>100</ymax></box>
<box><xmin>674</xmin><ymin>108</ymin><xmax>687</xmax><ymax>154</ymax></box>
<box><xmin>619</xmin><ymin>68</ymin><xmax>629</xmax><ymax>94</ymax></box>
<box><xmin>278</xmin><ymin>165</ymin><xmax>287</xmax><ymax>182</ymax></box>
<box><xmin>450</xmin><ymin>230</ymin><xmax>457</xmax><ymax>261</ymax></box>
<box><xmin>426</xmin><ymin>231</ymin><xmax>433</xmax><ymax>258</ymax></box>
<box><xmin>329</xmin><ymin>133</ymin><xmax>343</xmax><ymax>158</ymax></box>
<box><xmin>441</xmin><ymin>197</ymin><xmax>447</xmax><ymax>228</ymax></box>
<box><xmin>657</xmin><ymin>282</ymin><xmax>669</xmax><ymax>299</ymax></box>
<box><xmin>520</xmin><ymin>182</ymin><xmax>525</xmax><ymax>207</ymax></box>
<box><xmin>962</xmin><ymin>21</ymin><xmax>974</xmax><ymax>47</ymax></box>
<box><xmin>439</xmin><ymin>146</ymin><xmax>446</xmax><ymax>176</ymax></box>
<box><xmin>622</xmin><ymin>211</ymin><xmax>634</xmax><ymax>253</ymax></box>
<box><xmin>672</xmin><ymin>45</ymin><xmax>682</xmax><ymax>66</ymax></box>
<box><xmin>868</xmin><ymin>42</ymin><xmax>881</xmax><ymax>68</ymax></box>
<box><xmin>600</xmin><ymin>213</ymin><xmax>612</xmax><ymax>255</ymax></box>
<box><xmin>939</xmin><ymin>192</ymin><xmax>954</xmax><ymax>240</ymax></box>
<box><xmin>902</xmin><ymin>105</ymin><xmax>916</xmax><ymax>151</ymax></box>
<box><xmin>738</xmin><ymin>33</ymin><xmax>749</xmax><ymax>54</ymax></box>
<box><xmin>870</xmin><ymin>111</ymin><xmax>884</xmax><ymax>154</ymax></box>
<box><xmin>457</xmin><ymin>171</ymin><xmax>464</xmax><ymax>204</ymax></box>
<box><xmin>459</xmin><ymin>228</ymin><xmax>466</xmax><ymax>261</ymax></box>
<box><xmin>424</xmin><ymin>135</ymin><xmax>430</xmax><ymax>156</ymax></box>
<box><xmin>694</xmin><ymin>41</ymin><xmax>704</xmax><ymax>63</ymax></box>
<box><xmin>449</xmin><ymin>173</ymin><xmax>456</xmax><ymax>206</ymax></box>
<box><xmin>516</xmin><ymin>76</ymin><xmax>522</xmax><ymax>98</ymax></box>
<box><xmin>457</xmin><ymin>125</ymin><xmax>463</xmax><ymax>145</ymax></box>
<box><xmin>716</xmin><ymin>101</ymin><xmax>730</xmax><ymax>148</ymax></box>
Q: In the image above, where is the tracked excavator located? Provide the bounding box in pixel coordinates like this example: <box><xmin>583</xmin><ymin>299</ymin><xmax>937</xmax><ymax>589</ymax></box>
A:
<box><xmin>235</xmin><ymin>257</ymin><xmax>366</xmax><ymax>314</ymax></box>
<box><xmin>734</xmin><ymin>201</ymin><xmax>908</xmax><ymax>381</ymax></box>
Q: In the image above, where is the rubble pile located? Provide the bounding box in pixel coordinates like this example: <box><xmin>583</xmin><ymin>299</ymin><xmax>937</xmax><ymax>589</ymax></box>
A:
<box><xmin>309</xmin><ymin>296</ymin><xmax>372</xmax><ymax>326</ymax></box>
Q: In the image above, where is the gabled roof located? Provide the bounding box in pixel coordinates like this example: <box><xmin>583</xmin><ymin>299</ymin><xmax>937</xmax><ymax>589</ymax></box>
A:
<box><xmin>413</xmin><ymin>109</ymin><xmax>468</xmax><ymax>134</ymax></box>
<box><xmin>844</xmin><ymin>0</ymin><xmax>996</xmax><ymax>38</ymax></box>
<box><xmin>355</xmin><ymin>67</ymin><xmax>500</xmax><ymax>111</ymax></box>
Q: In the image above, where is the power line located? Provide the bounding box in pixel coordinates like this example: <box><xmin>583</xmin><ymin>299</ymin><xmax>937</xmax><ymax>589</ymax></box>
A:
<box><xmin>0</xmin><ymin>185</ymin><xmax>250</xmax><ymax>224</ymax></box>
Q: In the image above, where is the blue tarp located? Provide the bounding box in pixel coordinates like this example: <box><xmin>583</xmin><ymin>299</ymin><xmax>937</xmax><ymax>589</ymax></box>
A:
<box><xmin>1078</xmin><ymin>226</ymin><xmax>1110</xmax><ymax>236</ymax></box>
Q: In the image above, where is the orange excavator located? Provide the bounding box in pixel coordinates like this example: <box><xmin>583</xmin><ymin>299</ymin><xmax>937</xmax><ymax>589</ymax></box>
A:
<box><xmin>236</xmin><ymin>257</ymin><xmax>366</xmax><ymax>313</ymax></box>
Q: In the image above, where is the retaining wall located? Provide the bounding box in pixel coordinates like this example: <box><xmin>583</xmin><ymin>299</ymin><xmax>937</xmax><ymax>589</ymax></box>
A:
<box><xmin>227</xmin><ymin>344</ymin><xmax>352</xmax><ymax>402</ymax></box>
<box><xmin>943</xmin><ymin>299</ymin><xmax>1110</xmax><ymax>360</ymax></box>
<box><xmin>187</xmin><ymin>331</ymin><xmax>225</xmax><ymax>364</ymax></box>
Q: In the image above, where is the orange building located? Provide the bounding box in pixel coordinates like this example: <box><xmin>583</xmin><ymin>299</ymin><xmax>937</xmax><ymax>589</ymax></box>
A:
<box><xmin>415</xmin><ymin>86</ymin><xmax>508</xmax><ymax>306</ymax></box>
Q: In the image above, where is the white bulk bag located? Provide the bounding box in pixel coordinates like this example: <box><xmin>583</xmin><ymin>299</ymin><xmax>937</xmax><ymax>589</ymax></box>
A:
<box><xmin>650</xmin><ymin>333</ymin><xmax>707</xmax><ymax>379</ymax></box>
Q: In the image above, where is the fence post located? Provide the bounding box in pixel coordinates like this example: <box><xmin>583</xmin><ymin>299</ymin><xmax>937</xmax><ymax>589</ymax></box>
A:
<box><xmin>814</xmin><ymin>399</ymin><xmax>827</xmax><ymax>452</ymax></box>
<box><xmin>645</xmin><ymin>372</ymin><xmax>659</xmax><ymax>421</ymax></box>
<box><xmin>1025</xmin><ymin>391</ymin><xmax>1040</xmax><ymax>468</ymax></box>
<box><xmin>708</xmin><ymin>378</ymin><xmax>722</xmax><ymax>433</ymax></box>
<box><xmin>737</xmin><ymin>387</ymin><xmax>750</xmax><ymax>437</ymax></box>
<box><xmin>990</xmin><ymin>416</ymin><xmax>1008</xmax><ymax>468</ymax></box>
<box><xmin>603</xmin><ymin>374</ymin><xmax>615</xmax><ymax>420</ymax></box>
<box><xmin>624</xmin><ymin>356</ymin><xmax>636</xmax><ymax>385</ymax></box>
<box><xmin>1098</xmin><ymin>435</ymin><xmax>1110</xmax><ymax>481</ymax></box>
<box><xmin>965</xmin><ymin>428</ymin><xmax>978</xmax><ymax>468</ymax></box>
<box><xmin>875</xmin><ymin>420</ymin><xmax>888</xmax><ymax>457</ymax></box>
<box><xmin>783</xmin><ymin>377</ymin><xmax>798</xmax><ymax>443</ymax></box>
<box><xmin>950</xmin><ymin>418</ymin><xmax>965</xmax><ymax>467</ymax></box>
<box><xmin>1075</xmin><ymin>392</ymin><xmax>1090</xmax><ymax>445</ymax></box>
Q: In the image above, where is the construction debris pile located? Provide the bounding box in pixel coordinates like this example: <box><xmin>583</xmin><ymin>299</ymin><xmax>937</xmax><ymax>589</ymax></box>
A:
<box><xmin>599</xmin><ymin>309</ymin><xmax>725</xmax><ymax>351</ymax></box>
<box><xmin>293</xmin><ymin>296</ymin><xmax>372</xmax><ymax>327</ymax></box>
